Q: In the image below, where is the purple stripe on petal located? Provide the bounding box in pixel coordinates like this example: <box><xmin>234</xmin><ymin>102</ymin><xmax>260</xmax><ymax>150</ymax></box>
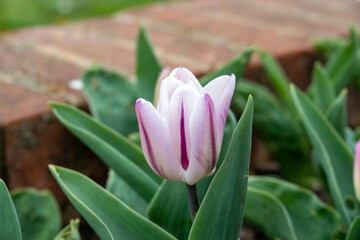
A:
<box><xmin>180</xmin><ymin>100</ymin><xmax>189</xmax><ymax>170</ymax></box>
<box><xmin>205</xmin><ymin>94</ymin><xmax>217</xmax><ymax>171</ymax></box>
<box><xmin>137</xmin><ymin>108</ymin><xmax>167</xmax><ymax>179</ymax></box>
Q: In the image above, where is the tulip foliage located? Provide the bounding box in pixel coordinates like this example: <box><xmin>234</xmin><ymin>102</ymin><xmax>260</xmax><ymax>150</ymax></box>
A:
<box><xmin>0</xmin><ymin>180</ymin><xmax>65</xmax><ymax>240</ymax></box>
<box><xmin>50</xmin><ymin>26</ymin><xmax>359</xmax><ymax>240</ymax></box>
<box><xmin>0</xmin><ymin>179</ymin><xmax>21</xmax><ymax>240</ymax></box>
<box><xmin>233</xmin><ymin>26</ymin><xmax>360</xmax><ymax>239</ymax></box>
<box><xmin>1</xmin><ymin>25</ymin><xmax>360</xmax><ymax>240</ymax></box>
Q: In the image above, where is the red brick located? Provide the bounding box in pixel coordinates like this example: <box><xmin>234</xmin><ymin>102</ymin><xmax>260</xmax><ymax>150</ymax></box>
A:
<box><xmin>0</xmin><ymin>39</ymin><xmax>85</xmax><ymax>103</ymax></box>
<box><xmin>0</xmin><ymin>83</ymin><xmax>53</xmax><ymax>126</ymax></box>
<box><xmin>0</xmin><ymin>83</ymin><xmax>107</xmax><ymax>213</ymax></box>
<box><xmin>215</xmin><ymin>1</ymin><xmax>343</xmax><ymax>38</ymax></box>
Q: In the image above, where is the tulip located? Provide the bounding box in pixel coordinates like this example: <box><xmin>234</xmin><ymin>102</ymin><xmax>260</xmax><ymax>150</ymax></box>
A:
<box><xmin>354</xmin><ymin>140</ymin><xmax>360</xmax><ymax>201</ymax></box>
<box><xmin>135</xmin><ymin>67</ymin><xmax>235</xmax><ymax>185</ymax></box>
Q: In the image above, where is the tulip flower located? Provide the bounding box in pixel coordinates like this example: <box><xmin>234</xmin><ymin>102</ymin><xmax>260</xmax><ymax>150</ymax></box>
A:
<box><xmin>135</xmin><ymin>67</ymin><xmax>235</xmax><ymax>185</ymax></box>
<box><xmin>354</xmin><ymin>140</ymin><xmax>360</xmax><ymax>201</ymax></box>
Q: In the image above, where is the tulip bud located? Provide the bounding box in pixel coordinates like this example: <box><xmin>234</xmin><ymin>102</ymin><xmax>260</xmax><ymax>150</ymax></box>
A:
<box><xmin>135</xmin><ymin>67</ymin><xmax>235</xmax><ymax>185</ymax></box>
<box><xmin>354</xmin><ymin>140</ymin><xmax>360</xmax><ymax>201</ymax></box>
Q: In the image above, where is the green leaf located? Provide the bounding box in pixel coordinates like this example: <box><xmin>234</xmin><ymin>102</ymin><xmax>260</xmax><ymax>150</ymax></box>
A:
<box><xmin>247</xmin><ymin>176</ymin><xmax>342</xmax><ymax>240</ymax></box>
<box><xmin>355</xmin><ymin>126</ymin><xmax>360</xmax><ymax>141</ymax></box>
<box><xmin>326</xmin><ymin>26</ymin><xmax>359</xmax><ymax>92</ymax></box>
<box><xmin>345</xmin><ymin>127</ymin><xmax>357</xmax><ymax>153</ymax></box>
<box><xmin>199</xmin><ymin>47</ymin><xmax>253</xmax><ymax>86</ymax></box>
<box><xmin>346</xmin><ymin>217</ymin><xmax>360</xmax><ymax>240</ymax></box>
<box><xmin>217</xmin><ymin>110</ymin><xmax>237</xmax><ymax>164</ymax></box>
<box><xmin>326</xmin><ymin>89</ymin><xmax>347</xmax><ymax>137</ymax></box>
<box><xmin>189</xmin><ymin>95</ymin><xmax>253</xmax><ymax>240</ymax></box>
<box><xmin>51</xmin><ymin>102</ymin><xmax>160</xmax><ymax>182</ymax></box>
<box><xmin>147</xmin><ymin>111</ymin><xmax>237</xmax><ymax>240</ymax></box>
<box><xmin>314</xmin><ymin>37</ymin><xmax>347</xmax><ymax>59</ymax></box>
<box><xmin>245</xmin><ymin>187</ymin><xmax>297</xmax><ymax>240</ymax></box>
<box><xmin>136</xmin><ymin>27</ymin><xmax>162</xmax><ymax>101</ymax></box>
<box><xmin>11</xmin><ymin>188</ymin><xmax>61</xmax><ymax>240</ymax></box>
<box><xmin>232</xmin><ymin>79</ymin><xmax>295</xmax><ymax>135</ymax></box>
<box><xmin>0</xmin><ymin>179</ymin><xmax>21</xmax><ymax>240</ymax></box>
<box><xmin>51</xmin><ymin>103</ymin><xmax>160</xmax><ymax>201</ymax></box>
<box><xmin>147</xmin><ymin>181</ymin><xmax>192</xmax><ymax>240</ymax></box>
<box><xmin>232</xmin><ymin>79</ymin><xmax>314</xmax><ymax>187</ymax></box>
<box><xmin>307</xmin><ymin>62</ymin><xmax>336</xmax><ymax>111</ymax></box>
<box><xmin>257</xmin><ymin>48</ymin><xmax>292</xmax><ymax>107</ymax></box>
<box><xmin>290</xmin><ymin>85</ymin><xmax>359</xmax><ymax>227</ymax></box>
<box><xmin>82</xmin><ymin>67</ymin><xmax>138</xmax><ymax>135</ymax></box>
<box><xmin>49</xmin><ymin>165</ymin><xmax>176</xmax><ymax>240</ymax></box>
<box><xmin>106</xmin><ymin>169</ymin><xmax>148</xmax><ymax>216</ymax></box>
<box><xmin>53</xmin><ymin>219</ymin><xmax>81</xmax><ymax>240</ymax></box>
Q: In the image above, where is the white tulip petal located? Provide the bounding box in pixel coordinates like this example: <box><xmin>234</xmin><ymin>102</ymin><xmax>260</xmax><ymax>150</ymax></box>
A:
<box><xmin>168</xmin><ymin>86</ymin><xmax>200</xmax><ymax>169</ymax></box>
<box><xmin>135</xmin><ymin>99</ymin><xmax>185</xmax><ymax>182</ymax></box>
<box><xmin>169</xmin><ymin>67</ymin><xmax>202</xmax><ymax>91</ymax></box>
<box><xmin>157</xmin><ymin>77</ymin><xmax>183</xmax><ymax>120</ymax></box>
<box><xmin>202</xmin><ymin>74</ymin><xmax>235</xmax><ymax>141</ymax></box>
<box><xmin>186</xmin><ymin>94</ymin><xmax>218</xmax><ymax>185</ymax></box>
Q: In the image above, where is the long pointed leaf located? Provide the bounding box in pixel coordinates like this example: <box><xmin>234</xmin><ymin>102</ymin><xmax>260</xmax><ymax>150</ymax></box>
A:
<box><xmin>189</xmin><ymin>95</ymin><xmax>253</xmax><ymax>240</ymax></box>
<box><xmin>147</xmin><ymin>181</ymin><xmax>191</xmax><ymax>240</ymax></box>
<box><xmin>136</xmin><ymin>27</ymin><xmax>162</xmax><ymax>101</ymax></box>
<box><xmin>326</xmin><ymin>89</ymin><xmax>347</xmax><ymax>137</ymax></box>
<box><xmin>51</xmin><ymin>102</ymin><xmax>161</xmax><ymax>182</ymax></box>
<box><xmin>307</xmin><ymin>62</ymin><xmax>336</xmax><ymax>111</ymax></box>
<box><xmin>326</xmin><ymin>26</ymin><xmax>359</xmax><ymax>92</ymax></box>
<box><xmin>314</xmin><ymin>37</ymin><xmax>347</xmax><ymax>59</ymax></box>
<box><xmin>290</xmin><ymin>86</ymin><xmax>359</xmax><ymax>227</ymax></box>
<box><xmin>49</xmin><ymin>165</ymin><xmax>175</xmax><ymax>240</ymax></box>
<box><xmin>232</xmin><ymin>79</ymin><xmax>314</xmax><ymax>187</ymax></box>
<box><xmin>51</xmin><ymin>103</ymin><xmax>159</xmax><ymax>201</ymax></box>
<box><xmin>247</xmin><ymin>176</ymin><xmax>342</xmax><ymax>240</ymax></box>
<box><xmin>0</xmin><ymin>179</ymin><xmax>22</xmax><ymax>240</ymax></box>
<box><xmin>346</xmin><ymin>217</ymin><xmax>360</xmax><ymax>240</ymax></box>
<box><xmin>106</xmin><ymin>169</ymin><xmax>148</xmax><ymax>216</ymax></box>
<box><xmin>245</xmin><ymin>186</ymin><xmax>297</xmax><ymax>240</ymax></box>
<box><xmin>258</xmin><ymin>49</ymin><xmax>292</xmax><ymax>107</ymax></box>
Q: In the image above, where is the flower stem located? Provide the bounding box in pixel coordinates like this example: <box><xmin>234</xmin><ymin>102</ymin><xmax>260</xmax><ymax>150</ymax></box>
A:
<box><xmin>186</xmin><ymin>183</ymin><xmax>200</xmax><ymax>222</ymax></box>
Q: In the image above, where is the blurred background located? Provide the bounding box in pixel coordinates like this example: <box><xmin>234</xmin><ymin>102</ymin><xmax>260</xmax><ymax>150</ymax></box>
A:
<box><xmin>0</xmin><ymin>0</ymin><xmax>171</xmax><ymax>31</ymax></box>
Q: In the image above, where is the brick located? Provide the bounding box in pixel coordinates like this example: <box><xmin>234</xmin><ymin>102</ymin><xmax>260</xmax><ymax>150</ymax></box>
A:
<box><xmin>0</xmin><ymin>83</ymin><xmax>52</xmax><ymax>126</ymax></box>
<box><xmin>0</xmin><ymin>83</ymin><xmax>107</xmax><ymax>212</ymax></box>
<box><xmin>0</xmin><ymin>39</ymin><xmax>85</xmax><ymax>104</ymax></box>
<box><xmin>269</xmin><ymin>0</ymin><xmax>360</xmax><ymax>22</ymax></box>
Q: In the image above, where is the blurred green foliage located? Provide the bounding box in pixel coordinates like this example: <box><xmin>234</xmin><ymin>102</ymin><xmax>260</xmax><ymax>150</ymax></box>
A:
<box><xmin>0</xmin><ymin>0</ymin><xmax>171</xmax><ymax>31</ymax></box>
